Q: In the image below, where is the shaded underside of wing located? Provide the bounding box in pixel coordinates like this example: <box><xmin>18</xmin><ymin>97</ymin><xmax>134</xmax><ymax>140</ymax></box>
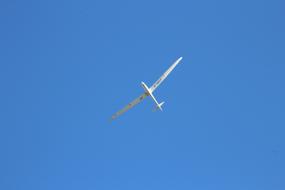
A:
<box><xmin>111</xmin><ymin>93</ymin><xmax>148</xmax><ymax>120</ymax></box>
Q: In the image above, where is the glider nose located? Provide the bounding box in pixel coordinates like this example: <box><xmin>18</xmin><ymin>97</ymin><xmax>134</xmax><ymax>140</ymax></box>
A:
<box><xmin>141</xmin><ymin>81</ymin><xmax>147</xmax><ymax>89</ymax></box>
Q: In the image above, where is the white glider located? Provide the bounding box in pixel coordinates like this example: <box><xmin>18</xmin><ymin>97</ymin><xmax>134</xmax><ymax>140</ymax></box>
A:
<box><xmin>111</xmin><ymin>57</ymin><xmax>183</xmax><ymax>120</ymax></box>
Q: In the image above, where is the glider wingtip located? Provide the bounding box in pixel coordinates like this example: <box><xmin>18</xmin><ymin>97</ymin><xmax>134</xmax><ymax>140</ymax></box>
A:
<box><xmin>178</xmin><ymin>56</ymin><xmax>183</xmax><ymax>62</ymax></box>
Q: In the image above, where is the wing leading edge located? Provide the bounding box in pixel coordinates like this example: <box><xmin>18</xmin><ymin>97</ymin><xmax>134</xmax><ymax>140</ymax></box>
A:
<box><xmin>111</xmin><ymin>93</ymin><xmax>148</xmax><ymax>120</ymax></box>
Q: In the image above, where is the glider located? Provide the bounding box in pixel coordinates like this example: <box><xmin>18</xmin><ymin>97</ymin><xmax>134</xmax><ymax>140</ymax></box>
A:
<box><xmin>111</xmin><ymin>57</ymin><xmax>183</xmax><ymax>120</ymax></box>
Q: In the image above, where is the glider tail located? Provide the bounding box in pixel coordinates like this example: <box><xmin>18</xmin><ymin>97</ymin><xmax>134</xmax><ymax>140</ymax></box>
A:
<box><xmin>156</xmin><ymin>101</ymin><xmax>165</xmax><ymax>111</ymax></box>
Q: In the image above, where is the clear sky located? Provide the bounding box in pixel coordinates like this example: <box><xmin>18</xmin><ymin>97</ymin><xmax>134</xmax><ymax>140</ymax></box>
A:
<box><xmin>0</xmin><ymin>0</ymin><xmax>284</xmax><ymax>189</ymax></box>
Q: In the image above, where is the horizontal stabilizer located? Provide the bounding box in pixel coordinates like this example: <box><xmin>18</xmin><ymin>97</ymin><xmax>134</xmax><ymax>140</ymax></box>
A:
<box><xmin>158</xmin><ymin>101</ymin><xmax>165</xmax><ymax>108</ymax></box>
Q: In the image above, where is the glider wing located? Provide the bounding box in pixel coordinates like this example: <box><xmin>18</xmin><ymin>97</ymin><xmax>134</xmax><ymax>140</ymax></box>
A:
<box><xmin>111</xmin><ymin>93</ymin><xmax>148</xmax><ymax>120</ymax></box>
<box><xmin>150</xmin><ymin>57</ymin><xmax>182</xmax><ymax>92</ymax></box>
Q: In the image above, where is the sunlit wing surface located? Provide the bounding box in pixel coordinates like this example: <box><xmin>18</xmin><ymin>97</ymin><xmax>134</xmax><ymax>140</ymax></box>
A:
<box><xmin>150</xmin><ymin>57</ymin><xmax>183</xmax><ymax>92</ymax></box>
<box><xmin>111</xmin><ymin>93</ymin><xmax>148</xmax><ymax>120</ymax></box>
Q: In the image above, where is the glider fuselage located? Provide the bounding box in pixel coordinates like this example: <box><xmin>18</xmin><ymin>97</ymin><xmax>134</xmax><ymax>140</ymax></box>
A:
<box><xmin>141</xmin><ymin>81</ymin><xmax>163</xmax><ymax>111</ymax></box>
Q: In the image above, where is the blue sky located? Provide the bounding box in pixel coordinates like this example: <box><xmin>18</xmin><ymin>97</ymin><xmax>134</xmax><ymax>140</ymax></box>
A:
<box><xmin>0</xmin><ymin>0</ymin><xmax>285</xmax><ymax>189</ymax></box>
